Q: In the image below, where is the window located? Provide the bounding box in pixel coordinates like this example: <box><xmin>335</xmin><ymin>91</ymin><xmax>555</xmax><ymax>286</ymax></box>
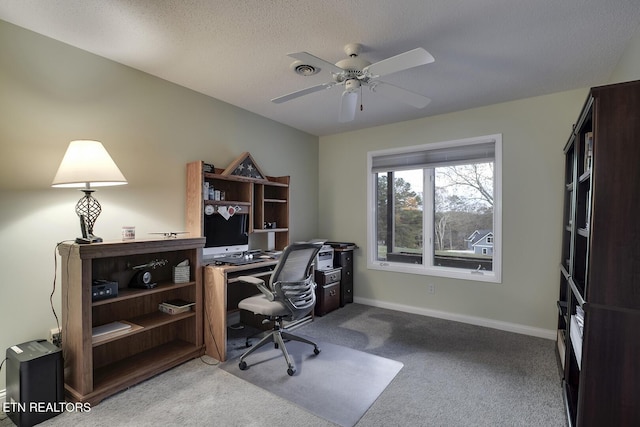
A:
<box><xmin>367</xmin><ymin>134</ymin><xmax>502</xmax><ymax>282</ymax></box>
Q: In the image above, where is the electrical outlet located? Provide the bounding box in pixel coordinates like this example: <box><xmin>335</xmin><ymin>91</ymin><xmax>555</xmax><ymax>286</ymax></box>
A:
<box><xmin>428</xmin><ymin>284</ymin><xmax>435</xmax><ymax>294</ymax></box>
<box><xmin>49</xmin><ymin>327</ymin><xmax>62</xmax><ymax>347</ymax></box>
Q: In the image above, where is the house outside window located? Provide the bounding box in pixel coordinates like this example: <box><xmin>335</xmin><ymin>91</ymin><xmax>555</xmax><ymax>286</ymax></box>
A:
<box><xmin>367</xmin><ymin>134</ymin><xmax>502</xmax><ymax>283</ymax></box>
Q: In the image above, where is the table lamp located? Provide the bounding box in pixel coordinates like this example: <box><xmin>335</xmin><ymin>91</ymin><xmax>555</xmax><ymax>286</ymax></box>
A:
<box><xmin>52</xmin><ymin>140</ymin><xmax>127</xmax><ymax>243</ymax></box>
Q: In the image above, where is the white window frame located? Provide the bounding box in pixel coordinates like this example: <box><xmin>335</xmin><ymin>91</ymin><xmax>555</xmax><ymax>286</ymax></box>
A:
<box><xmin>366</xmin><ymin>134</ymin><xmax>502</xmax><ymax>283</ymax></box>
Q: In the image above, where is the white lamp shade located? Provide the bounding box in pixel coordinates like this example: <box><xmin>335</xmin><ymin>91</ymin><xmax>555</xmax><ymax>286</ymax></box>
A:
<box><xmin>52</xmin><ymin>140</ymin><xmax>127</xmax><ymax>188</ymax></box>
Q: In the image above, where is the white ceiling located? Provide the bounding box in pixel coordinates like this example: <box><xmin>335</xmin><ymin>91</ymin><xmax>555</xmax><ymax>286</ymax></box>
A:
<box><xmin>1</xmin><ymin>1</ymin><xmax>639</xmax><ymax>137</ymax></box>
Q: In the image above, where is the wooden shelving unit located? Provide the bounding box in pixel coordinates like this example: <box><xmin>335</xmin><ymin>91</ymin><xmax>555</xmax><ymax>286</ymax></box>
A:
<box><xmin>556</xmin><ymin>80</ymin><xmax>640</xmax><ymax>426</ymax></box>
<box><xmin>186</xmin><ymin>159</ymin><xmax>290</xmax><ymax>251</ymax></box>
<box><xmin>58</xmin><ymin>238</ymin><xmax>205</xmax><ymax>405</ymax></box>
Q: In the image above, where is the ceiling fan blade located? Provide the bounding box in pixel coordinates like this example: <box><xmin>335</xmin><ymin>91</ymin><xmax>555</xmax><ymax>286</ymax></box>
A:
<box><xmin>271</xmin><ymin>82</ymin><xmax>335</xmax><ymax>104</ymax></box>
<box><xmin>288</xmin><ymin>52</ymin><xmax>344</xmax><ymax>75</ymax></box>
<box><xmin>371</xmin><ymin>81</ymin><xmax>431</xmax><ymax>108</ymax></box>
<box><xmin>339</xmin><ymin>91</ymin><xmax>358</xmax><ymax>122</ymax></box>
<box><xmin>363</xmin><ymin>48</ymin><xmax>434</xmax><ymax>78</ymax></box>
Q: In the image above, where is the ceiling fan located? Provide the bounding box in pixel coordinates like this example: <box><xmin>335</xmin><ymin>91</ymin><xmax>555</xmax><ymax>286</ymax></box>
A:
<box><xmin>271</xmin><ymin>43</ymin><xmax>435</xmax><ymax>123</ymax></box>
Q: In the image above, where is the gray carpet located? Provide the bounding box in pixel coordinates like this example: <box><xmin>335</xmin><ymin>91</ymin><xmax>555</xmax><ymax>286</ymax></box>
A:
<box><xmin>220</xmin><ymin>336</ymin><xmax>403</xmax><ymax>427</ymax></box>
<box><xmin>1</xmin><ymin>304</ymin><xmax>566</xmax><ymax>426</ymax></box>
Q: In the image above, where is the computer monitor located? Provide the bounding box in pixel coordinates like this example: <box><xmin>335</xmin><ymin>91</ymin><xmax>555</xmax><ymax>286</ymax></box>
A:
<box><xmin>202</xmin><ymin>212</ymin><xmax>249</xmax><ymax>258</ymax></box>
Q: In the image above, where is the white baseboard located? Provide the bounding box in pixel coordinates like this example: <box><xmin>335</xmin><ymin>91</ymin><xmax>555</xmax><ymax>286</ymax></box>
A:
<box><xmin>353</xmin><ymin>297</ymin><xmax>556</xmax><ymax>340</ymax></box>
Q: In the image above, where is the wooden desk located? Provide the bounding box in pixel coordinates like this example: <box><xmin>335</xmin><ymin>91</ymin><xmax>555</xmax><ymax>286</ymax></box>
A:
<box><xmin>203</xmin><ymin>260</ymin><xmax>278</xmax><ymax>361</ymax></box>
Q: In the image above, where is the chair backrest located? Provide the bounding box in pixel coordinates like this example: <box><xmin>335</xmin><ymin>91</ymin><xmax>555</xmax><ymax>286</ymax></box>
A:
<box><xmin>270</xmin><ymin>242</ymin><xmax>323</xmax><ymax>320</ymax></box>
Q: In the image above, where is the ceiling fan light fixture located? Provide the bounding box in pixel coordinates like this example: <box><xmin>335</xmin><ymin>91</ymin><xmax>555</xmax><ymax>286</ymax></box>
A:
<box><xmin>290</xmin><ymin>60</ymin><xmax>319</xmax><ymax>76</ymax></box>
<box><xmin>344</xmin><ymin>78</ymin><xmax>361</xmax><ymax>92</ymax></box>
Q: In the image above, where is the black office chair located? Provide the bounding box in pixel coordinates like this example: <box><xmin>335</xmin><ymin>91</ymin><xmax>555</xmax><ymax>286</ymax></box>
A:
<box><xmin>236</xmin><ymin>242</ymin><xmax>323</xmax><ymax>375</ymax></box>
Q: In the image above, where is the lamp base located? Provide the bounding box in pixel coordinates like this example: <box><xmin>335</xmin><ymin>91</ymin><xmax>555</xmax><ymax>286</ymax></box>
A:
<box><xmin>76</xmin><ymin>235</ymin><xmax>103</xmax><ymax>244</ymax></box>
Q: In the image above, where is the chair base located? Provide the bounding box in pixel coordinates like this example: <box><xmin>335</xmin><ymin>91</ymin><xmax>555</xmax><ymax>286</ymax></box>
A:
<box><xmin>238</xmin><ymin>322</ymin><xmax>320</xmax><ymax>376</ymax></box>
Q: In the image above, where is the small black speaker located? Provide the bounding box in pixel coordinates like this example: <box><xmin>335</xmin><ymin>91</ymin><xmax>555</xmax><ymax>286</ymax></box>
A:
<box><xmin>5</xmin><ymin>340</ymin><xmax>64</xmax><ymax>427</ymax></box>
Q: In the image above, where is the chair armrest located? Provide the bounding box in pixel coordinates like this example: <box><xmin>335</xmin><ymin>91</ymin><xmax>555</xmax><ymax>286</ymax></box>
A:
<box><xmin>236</xmin><ymin>275</ymin><xmax>275</xmax><ymax>301</ymax></box>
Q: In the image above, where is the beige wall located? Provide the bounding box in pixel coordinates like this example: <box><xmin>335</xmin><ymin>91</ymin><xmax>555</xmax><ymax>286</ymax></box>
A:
<box><xmin>0</xmin><ymin>21</ymin><xmax>318</xmax><ymax>391</ymax></box>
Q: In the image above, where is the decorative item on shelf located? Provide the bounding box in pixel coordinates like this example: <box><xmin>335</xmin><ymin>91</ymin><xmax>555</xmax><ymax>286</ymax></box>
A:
<box><xmin>51</xmin><ymin>140</ymin><xmax>127</xmax><ymax>244</ymax></box>
<box><xmin>218</xmin><ymin>205</ymin><xmax>242</xmax><ymax>220</ymax></box>
<box><xmin>149</xmin><ymin>231</ymin><xmax>189</xmax><ymax>239</ymax></box>
<box><xmin>122</xmin><ymin>226</ymin><xmax>135</xmax><ymax>241</ymax></box>
<box><xmin>202</xmin><ymin>163</ymin><xmax>215</xmax><ymax>173</ymax></box>
<box><xmin>129</xmin><ymin>258</ymin><xmax>168</xmax><ymax>289</ymax></box>
<box><xmin>173</xmin><ymin>259</ymin><xmax>190</xmax><ymax>283</ymax></box>
<box><xmin>584</xmin><ymin>132</ymin><xmax>593</xmax><ymax>172</ymax></box>
<box><xmin>222</xmin><ymin>152</ymin><xmax>266</xmax><ymax>179</ymax></box>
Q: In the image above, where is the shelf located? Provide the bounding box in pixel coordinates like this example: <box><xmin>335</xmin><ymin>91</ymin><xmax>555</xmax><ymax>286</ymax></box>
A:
<box><xmin>92</xmin><ymin>310</ymin><xmax>195</xmax><ymax>347</ymax></box>
<box><xmin>92</xmin><ymin>321</ymin><xmax>143</xmax><ymax>346</ymax></box>
<box><xmin>579</xmin><ymin>170</ymin><xmax>591</xmax><ymax>183</ymax></box>
<box><xmin>253</xmin><ymin>227</ymin><xmax>288</xmax><ymax>234</ymax></box>
<box><xmin>92</xmin><ymin>281</ymin><xmax>195</xmax><ymax>306</ymax></box>
<box><xmin>90</xmin><ymin>340</ymin><xmax>202</xmax><ymax>401</ymax></box>
<box><xmin>204</xmin><ymin>200</ymin><xmax>251</xmax><ymax>207</ymax></box>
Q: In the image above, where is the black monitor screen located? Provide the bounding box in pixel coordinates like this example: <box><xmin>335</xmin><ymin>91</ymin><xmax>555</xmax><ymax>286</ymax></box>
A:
<box><xmin>203</xmin><ymin>212</ymin><xmax>249</xmax><ymax>256</ymax></box>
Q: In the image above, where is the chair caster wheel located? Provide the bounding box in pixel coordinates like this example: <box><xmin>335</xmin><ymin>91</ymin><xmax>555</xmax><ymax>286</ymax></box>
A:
<box><xmin>314</xmin><ymin>347</ymin><xmax>320</xmax><ymax>355</ymax></box>
<box><xmin>239</xmin><ymin>361</ymin><xmax>248</xmax><ymax>370</ymax></box>
<box><xmin>287</xmin><ymin>368</ymin><xmax>296</xmax><ymax>376</ymax></box>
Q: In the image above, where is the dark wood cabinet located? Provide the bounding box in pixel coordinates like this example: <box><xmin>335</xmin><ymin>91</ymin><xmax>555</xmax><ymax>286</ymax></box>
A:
<box><xmin>334</xmin><ymin>249</ymin><xmax>353</xmax><ymax>306</ymax></box>
<box><xmin>314</xmin><ymin>268</ymin><xmax>341</xmax><ymax>316</ymax></box>
<box><xmin>557</xmin><ymin>80</ymin><xmax>640</xmax><ymax>427</ymax></box>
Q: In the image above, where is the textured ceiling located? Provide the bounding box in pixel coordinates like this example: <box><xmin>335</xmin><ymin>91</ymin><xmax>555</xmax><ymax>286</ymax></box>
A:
<box><xmin>1</xmin><ymin>0</ymin><xmax>639</xmax><ymax>136</ymax></box>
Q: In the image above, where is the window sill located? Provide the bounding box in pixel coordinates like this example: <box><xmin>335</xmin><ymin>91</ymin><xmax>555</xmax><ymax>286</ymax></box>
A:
<box><xmin>367</xmin><ymin>260</ymin><xmax>501</xmax><ymax>283</ymax></box>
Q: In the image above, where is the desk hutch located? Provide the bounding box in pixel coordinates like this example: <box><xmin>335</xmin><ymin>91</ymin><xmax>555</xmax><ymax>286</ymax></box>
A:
<box><xmin>186</xmin><ymin>155</ymin><xmax>292</xmax><ymax>361</ymax></box>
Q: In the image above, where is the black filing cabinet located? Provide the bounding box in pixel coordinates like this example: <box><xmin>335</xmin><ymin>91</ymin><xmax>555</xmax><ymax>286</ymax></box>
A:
<box><xmin>314</xmin><ymin>268</ymin><xmax>341</xmax><ymax>316</ymax></box>
<box><xmin>334</xmin><ymin>248</ymin><xmax>354</xmax><ymax>306</ymax></box>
